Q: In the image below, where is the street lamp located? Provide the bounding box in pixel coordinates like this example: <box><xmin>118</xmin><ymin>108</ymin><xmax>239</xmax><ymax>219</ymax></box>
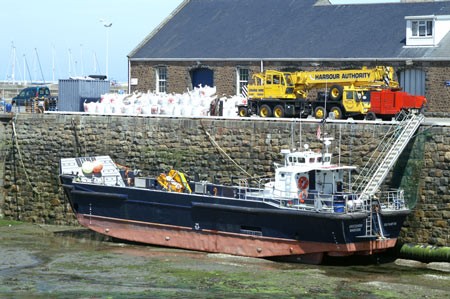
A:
<box><xmin>99</xmin><ymin>19</ymin><xmax>112</xmax><ymax>79</ymax></box>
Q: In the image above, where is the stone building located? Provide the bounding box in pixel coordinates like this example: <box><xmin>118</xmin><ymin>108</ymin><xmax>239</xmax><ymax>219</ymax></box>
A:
<box><xmin>128</xmin><ymin>0</ymin><xmax>450</xmax><ymax>113</ymax></box>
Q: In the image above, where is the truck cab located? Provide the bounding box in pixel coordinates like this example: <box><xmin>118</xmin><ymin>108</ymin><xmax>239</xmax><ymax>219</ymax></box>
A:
<box><xmin>248</xmin><ymin>71</ymin><xmax>296</xmax><ymax>100</ymax></box>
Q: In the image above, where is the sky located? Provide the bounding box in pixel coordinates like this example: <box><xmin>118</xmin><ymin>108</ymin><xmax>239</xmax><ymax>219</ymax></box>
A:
<box><xmin>1</xmin><ymin>0</ymin><xmax>184</xmax><ymax>83</ymax></box>
<box><xmin>1</xmin><ymin>0</ymin><xmax>400</xmax><ymax>83</ymax></box>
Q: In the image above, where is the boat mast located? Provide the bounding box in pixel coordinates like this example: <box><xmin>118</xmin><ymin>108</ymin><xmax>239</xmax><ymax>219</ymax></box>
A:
<box><xmin>68</xmin><ymin>49</ymin><xmax>72</xmax><ymax>77</ymax></box>
<box><xmin>34</xmin><ymin>48</ymin><xmax>45</xmax><ymax>83</ymax></box>
<box><xmin>52</xmin><ymin>45</ymin><xmax>55</xmax><ymax>83</ymax></box>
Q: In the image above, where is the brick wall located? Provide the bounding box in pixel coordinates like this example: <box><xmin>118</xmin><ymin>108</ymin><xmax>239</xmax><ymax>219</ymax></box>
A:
<box><xmin>424</xmin><ymin>63</ymin><xmax>450</xmax><ymax>113</ymax></box>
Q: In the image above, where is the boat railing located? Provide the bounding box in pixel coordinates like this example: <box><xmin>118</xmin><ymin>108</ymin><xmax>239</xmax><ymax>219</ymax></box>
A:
<box><xmin>71</xmin><ymin>173</ymin><xmax>125</xmax><ymax>187</ymax></box>
<box><xmin>374</xmin><ymin>189</ymin><xmax>406</xmax><ymax>211</ymax></box>
<box><xmin>237</xmin><ymin>182</ymin><xmax>365</xmax><ymax>213</ymax></box>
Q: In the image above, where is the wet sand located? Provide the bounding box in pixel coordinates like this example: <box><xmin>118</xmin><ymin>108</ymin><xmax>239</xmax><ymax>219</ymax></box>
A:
<box><xmin>0</xmin><ymin>220</ymin><xmax>449</xmax><ymax>298</ymax></box>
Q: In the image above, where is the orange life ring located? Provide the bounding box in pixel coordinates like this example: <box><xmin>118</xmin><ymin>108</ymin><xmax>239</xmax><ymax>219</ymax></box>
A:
<box><xmin>299</xmin><ymin>190</ymin><xmax>308</xmax><ymax>203</ymax></box>
<box><xmin>298</xmin><ymin>176</ymin><xmax>309</xmax><ymax>190</ymax></box>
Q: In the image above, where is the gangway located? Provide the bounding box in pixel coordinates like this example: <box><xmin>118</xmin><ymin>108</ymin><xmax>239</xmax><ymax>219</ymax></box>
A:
<box><xmin>353</xmin><ymin>112</ymin><xmax>424</xmax><ymax>238</ymax></box>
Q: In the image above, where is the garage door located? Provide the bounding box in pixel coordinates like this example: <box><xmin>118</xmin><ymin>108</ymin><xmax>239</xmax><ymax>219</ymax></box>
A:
<box><xmin>399</xmin><ymin>69</ymin><xmax>425</xmax><ymax>96</ymax></box>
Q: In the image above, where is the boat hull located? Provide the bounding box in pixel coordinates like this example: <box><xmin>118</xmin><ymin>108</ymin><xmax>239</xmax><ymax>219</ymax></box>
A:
<box><xmin>61</xmin><ymin>177</ymin><xmax>409</xmax><ymax>264</ymax></box>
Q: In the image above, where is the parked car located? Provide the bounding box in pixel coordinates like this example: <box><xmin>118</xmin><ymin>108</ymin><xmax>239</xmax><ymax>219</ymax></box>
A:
<box><xmin>12</xmin><ymin>86</ymin><xmax>51</xmax><ymax>105</ymax></box>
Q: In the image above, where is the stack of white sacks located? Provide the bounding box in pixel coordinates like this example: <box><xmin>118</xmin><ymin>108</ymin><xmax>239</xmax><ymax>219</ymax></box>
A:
<box><xmin>83</xmin><ymin>85</ymin><xmax>246</xmax><ymax>117</ymax></box>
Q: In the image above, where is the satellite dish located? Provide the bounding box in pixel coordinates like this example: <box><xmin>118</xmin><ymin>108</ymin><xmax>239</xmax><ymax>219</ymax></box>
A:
<box><xmin>304</xmin><ymin>144</ymin><xmax>309</xmax><ymax>150</ymax></box>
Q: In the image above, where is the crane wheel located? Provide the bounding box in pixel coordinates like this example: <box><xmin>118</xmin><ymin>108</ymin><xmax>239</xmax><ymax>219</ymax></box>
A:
<box><xmin>314</xmin><ymin>106</ymin><xmax>326</xmax><ymax>119</ymax></box>
<box><xmin>330</xmin><ymin>106</ymin><xmax>343</xmax><ymax>119</ymax></box>
<box><xmin>273</xmin><ymin>105</ymin><xmax>285</xmax><ymax>118</ymax></box>
<box><xmin>238</xmin><ymin>107</ymin><xmax>248</xmax><ymax>117</ymax></box>
<box><xmin>329</xmin><ymin>85</ymin><xmax>343</xmax><ymax>101</ymax></box>
<box><xmin>259</xmin><ymin>104</ymin><xmax>272</xmax><ymax>118</ymax></box>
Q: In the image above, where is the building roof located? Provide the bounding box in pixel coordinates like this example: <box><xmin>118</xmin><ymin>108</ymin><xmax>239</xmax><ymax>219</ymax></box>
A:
<box><xmin>129</xmin><ymin>0</ymin><xmax>450</xmax><ymax>61</ymax></box>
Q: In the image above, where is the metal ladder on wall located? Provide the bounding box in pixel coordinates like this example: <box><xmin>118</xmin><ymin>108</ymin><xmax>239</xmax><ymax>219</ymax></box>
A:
<box><xmin>353</xmin><ymin>112</ymin><xmax>425</xmax><ymax>237</ymax></box>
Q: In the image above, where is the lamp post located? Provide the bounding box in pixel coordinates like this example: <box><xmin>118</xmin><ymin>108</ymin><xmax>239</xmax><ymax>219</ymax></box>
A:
<box><xmin>99</xmin><ymin>19</ymin><xmax>112</xmax><ymax>79</ymax></box>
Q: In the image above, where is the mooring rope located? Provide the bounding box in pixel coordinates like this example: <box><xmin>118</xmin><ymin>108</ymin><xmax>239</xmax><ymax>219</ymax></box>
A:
<box><xmin>11</xmin><ymin>118</ymin><xmax>41</xmax><ymax>201</ymax></box>
<box><xmin>71</xmin><ymin>118</ymin><xmax>82</xmax><ymax>157</ymax></box>
<box><xmin>200</xmin><ymin>120</ymin><xmax>254</xmax><ymax>179</ymax></box>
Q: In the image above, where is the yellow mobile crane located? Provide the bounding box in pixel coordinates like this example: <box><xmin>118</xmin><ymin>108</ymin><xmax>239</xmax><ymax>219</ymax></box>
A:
<box><xmin>238</xmin><ymin>66</ymin><xmax>399</xmax><ymax>119</ymax></box>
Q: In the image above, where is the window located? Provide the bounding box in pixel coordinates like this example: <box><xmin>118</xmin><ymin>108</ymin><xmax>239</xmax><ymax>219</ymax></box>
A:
<box><xmin>412</xmin><ymin>20</ymin><xmax>432</xmax><ymax>37</ymax></box>
<box><xmin>237</xmin><ymin>68</ymin><xmax>249</xmax><ymax>95</ymax></box>
<box><xmin>273</xmin><ymin>75</ymin><xmax>280</xmax><ymax>84</ymax></box>
<box><xmin>156</xmin><ymin>67</ymin><xmax>167</xmax><ymax>93</ymax></box>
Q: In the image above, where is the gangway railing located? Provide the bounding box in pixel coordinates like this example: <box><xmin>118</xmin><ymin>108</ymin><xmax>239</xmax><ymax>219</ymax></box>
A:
<box><xmin>353</xmin><ymin>112</ymin><xmax>424</xmax><ymax>197</ymax></box>
<box><xmin>352</xmin><ymin>112</ymin><xmax>423</xmax><ymax>238</ymax></box>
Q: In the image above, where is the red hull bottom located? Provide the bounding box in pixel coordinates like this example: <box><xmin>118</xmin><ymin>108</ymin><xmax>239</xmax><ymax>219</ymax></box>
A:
<box><xmin>78</xmin><ymin>214</ymin><xmax>397</xmax><ymax>264</ymax></box>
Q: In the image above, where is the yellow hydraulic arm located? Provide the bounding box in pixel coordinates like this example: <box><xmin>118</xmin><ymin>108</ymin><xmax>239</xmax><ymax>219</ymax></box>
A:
<box><xmin>292</xmin><ymin>66</ymin><xmax>398</xmax><ymax>98</ymax></box>
<box><xmin>247</xmin><ymin>66</ymin><xmax>398</xmax><ymax>100</ymax></box>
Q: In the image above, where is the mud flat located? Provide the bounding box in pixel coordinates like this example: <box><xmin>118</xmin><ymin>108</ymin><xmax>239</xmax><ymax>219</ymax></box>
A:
<box><xmin>0</xmin><ymin>220</ymin><xmax>449</xmax><ymax>298</ymax></box>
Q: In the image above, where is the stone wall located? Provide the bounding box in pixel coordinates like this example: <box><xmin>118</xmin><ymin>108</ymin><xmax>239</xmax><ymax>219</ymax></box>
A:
<box><xmin>0</xmin><ymin>114</ymin><xmax>449</xmax><ymax>246</ymax></box>
<box><xmin>129</xmin><ymin>60</ymin><xmax>450</xmax><ymax>114</ymax></box>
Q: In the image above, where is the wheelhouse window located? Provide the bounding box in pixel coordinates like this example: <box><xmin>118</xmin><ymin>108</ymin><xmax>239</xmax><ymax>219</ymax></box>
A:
<box><xmin>412</xmin><ymin>20</ymin><xmax>433</xmax><ymax>37</ymax></box>
<box><xmin>237</xmin><ymin>68</ymin><xmax>249</xmax><ymax>95</ymax></box>
<box><xmin>156</xmin><ymin>67</ymin><xmax>167</xmax><ymax>93</ymax></box>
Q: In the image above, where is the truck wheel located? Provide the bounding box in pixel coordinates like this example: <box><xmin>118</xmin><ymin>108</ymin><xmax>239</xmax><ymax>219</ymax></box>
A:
<box><xmin>238</xmin><ymin>107</ymin><xmax>248</xmax><ymax>117</ymax></box>
<box><xmin>329</xmin><ymin>85</ymin><xmax>343</xmax><ymax>101</ymax></box>
<box><xmin>259</xmin><ymin>104</ymin><xmax>272</xmax><ymax>118</ymax></box>
<box><xmin>330</xmin><ymin>106</ymin><xmax>343</xmax><ymax>119</ymax></box>
<box><xmin>314</xmin><ymin>106</ymin><xmax>326</xmax><ymax>119</ymax></box>
<box><xmin>365</xmin><ymin>112</ymin><xmax>376</xmax><ymax>121</ymax></box>
<box><xmin>273</xmin><ymin>105</ymin><xmax>285</xmax><ymax>118</ymax></box>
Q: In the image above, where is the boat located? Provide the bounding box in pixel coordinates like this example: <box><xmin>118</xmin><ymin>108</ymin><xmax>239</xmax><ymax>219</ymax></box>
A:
<box><xmin>60</xmin><ymin>136</ymin><xmax>410</xmax><ymax>264</ymax></box>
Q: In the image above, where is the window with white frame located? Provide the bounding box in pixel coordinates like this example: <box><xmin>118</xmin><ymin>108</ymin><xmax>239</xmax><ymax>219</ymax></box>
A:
<box><xmin>411</xmin><ymin>20</ymin><xmax>433</xmax><ymax>37</ymax></box>
<box><xmin>237</xmin><ymin>68</ymin><xmax>249</xmax><ymax>95</ymax></box>
<box><xmin>156</xmin><ymin>67</ymin><xmax>167</xmax><ymax>93</ymax></box>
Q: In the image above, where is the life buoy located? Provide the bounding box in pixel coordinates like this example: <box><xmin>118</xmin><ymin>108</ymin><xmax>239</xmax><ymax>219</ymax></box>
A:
<box><xmin>299</xmin><ymin>190</ymin><xmax>308</xmax><ymax>203</ymax></box>
<box><xmin>298</xmin><ymin>176</ymin><xmax>309</xmax><ymax>190</ymax></box>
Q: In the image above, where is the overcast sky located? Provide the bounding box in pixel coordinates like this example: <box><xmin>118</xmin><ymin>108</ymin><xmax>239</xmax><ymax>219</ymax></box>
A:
<box><xmin>1</xmin><ymin>0</ymin><xmax>401</xmax><ymax>83</ymax></box>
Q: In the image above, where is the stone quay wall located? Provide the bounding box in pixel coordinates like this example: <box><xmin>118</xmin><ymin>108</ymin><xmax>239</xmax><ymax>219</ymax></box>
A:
<box><xmin>0</xmin><ymin>114</ymin><xmax>449</xmax><ymax>246</ymax></box>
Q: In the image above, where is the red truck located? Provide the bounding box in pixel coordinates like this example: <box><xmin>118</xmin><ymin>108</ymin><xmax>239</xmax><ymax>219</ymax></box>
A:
<box><xmin>367</xmin><ymin>89</ymin><xmax>427</xmax><ymax>120</ymax></box>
